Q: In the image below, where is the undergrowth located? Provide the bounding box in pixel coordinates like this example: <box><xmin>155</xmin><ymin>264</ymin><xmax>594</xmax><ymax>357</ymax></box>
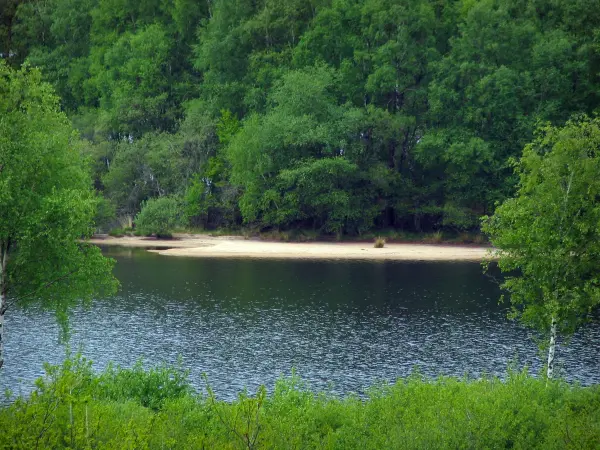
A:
<box><xmin>374</xmin><ymin>237</ymin><xmax>386</xmax><ymax>248</ymax></box>
<box><xmin>1</xmin><ymin>356</ymin><xmax>598</xmax><ymax>449</ymax></box>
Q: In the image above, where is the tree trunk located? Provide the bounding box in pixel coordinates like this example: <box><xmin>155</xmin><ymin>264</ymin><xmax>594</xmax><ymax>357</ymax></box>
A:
<box><xmin>546</xmin><ymin>316</ymin><xmax>557</xmax><ymax>380</ymax></box>
<box><xmin>0</xmin><ymin>292</ymin><xmax>5</xmax><ymax>369</ymax></box>
<box><xmin>0</xmin><ymin>241</ymin><xmax>7</xmax><ymax>369</ymax></box>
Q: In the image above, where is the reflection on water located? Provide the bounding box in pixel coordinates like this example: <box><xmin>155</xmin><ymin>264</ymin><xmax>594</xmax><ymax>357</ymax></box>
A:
<box><xmin>1</xmin><ymin>247</ymin><xmax>599</xmax><ymax>399</ymax></box>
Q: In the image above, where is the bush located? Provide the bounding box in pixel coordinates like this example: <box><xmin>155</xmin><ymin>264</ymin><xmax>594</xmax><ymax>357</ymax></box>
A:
<box><xmin>2</xmin><ymin>357</ymin><xmax>599</xmax><ymax>449</ymax></box>
<box><xmin>458</xmin><ymin>232</ymin><xmax>474</xmax><ymax>243</ymax></box>
<box><xmin>93</xmin><ymin>197</ymin><xmax>117</xmax><ymax>233</ymax></box>
<box><xmin>424</xmin><ymin>231</ymin><xmax>444</xmax><ymax>244</ymax></box>
<box><xmin>135</xmin><ymin>196</ymin><xmax>182</xmax><ymax>238</ymax></box>
<box><xmin>473</xmin><ymin>233</ymin><xmax>487</xmax><ymax>245</ymax></box>
<box><xmin>96</xmin><ymin>360</ymin><xmax>191</xmax><ymax>410</ymax></box>
<box><xmin>108</xmin><ymin>227</ymin><xmax>125</xmax><ymax>237</ymax></box>
<box><xmin>374</xmin><ymin>237</ymin><xmax>386</xmax><ymax>248</ymax></box>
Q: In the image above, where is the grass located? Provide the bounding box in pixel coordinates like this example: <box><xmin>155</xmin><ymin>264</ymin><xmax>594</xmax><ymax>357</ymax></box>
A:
<box><xmin>374</xmin><ymin>237</ymin><xmax>386</xmax><ymax>248</ymax></box>
<box><xmin>108</xmin><ymin>228</ymin><xmax>125</xmax><ymax>237</ymax></box>
<box><xmin>342</xmin><ymin>229</ymin><xmax>488</xmax><ymax>245</ymax></box>
<box><xmin>236</xmin><ymin>228</ymin><xmax>321</xmax><ymax>242</ymax></box>
<box><xmin>105</xmin><ymin>226</ymin><xmax>490</xmax><ymax>246</ymax></box>
<box><xmin>206</xmin><ymin>227</ymin><xmax>245</xmax><ymax>237</ymax></box>
<box><xmin>423</xmin><ymin>230</ymin><xmax>444</xmax><ymax>244</ymax></box>
<box><xmin>1</xmin><ymin>356</ymin><xmax>598</xmax><ymax>449</ymax></box>
<box><xmin>108</xmin><ymin>227</ymin><xmax>138</xmax><ymax>237</ymax></box>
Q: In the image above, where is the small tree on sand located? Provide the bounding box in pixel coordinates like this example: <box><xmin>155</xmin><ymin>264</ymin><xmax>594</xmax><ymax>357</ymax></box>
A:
<box><xmin>0</xmin><ymin>63</ymin><xmax>118</xmax><ymax>368</ymax></box>
<box><xmin>483</xmin><ymin>116</ymin><xmax>600</xmax><ymax>379</ymax></box>
<box><xmin>135</xmin><ymin>196</ymin><xmax>182</xmax><ymax>238</ymax></box>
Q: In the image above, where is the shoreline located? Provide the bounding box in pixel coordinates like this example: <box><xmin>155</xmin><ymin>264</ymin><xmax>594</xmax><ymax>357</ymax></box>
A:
<box><xmin>89</xmin><ymin>234</ymin><xmax>494</xmax><ymax>261</ymax></box>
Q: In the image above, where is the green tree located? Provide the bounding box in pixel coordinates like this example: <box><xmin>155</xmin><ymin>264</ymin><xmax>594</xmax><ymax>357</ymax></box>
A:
<box><xmin>9</xmin><ymin>0</ymin><xmax>600</xmax><ymax>237</ymax></box>
<box><xmin>102</xmin><ymin>132</ymin><xmax>182</xmax><ymax>218</ymax></box>
<box><xmin>482</xmin><ymin>116</ymin><xmax>600</xmax><ymax>379</ymax></box>
<box><xmin>0</xmin><ymin>63</ymin><xmax>118</xmax><ymax>368</ymax></box>
<box><xmin>183</xmin><ymin>109</ymin><xmax>239</xmax><ymax>229</ymax></box>
<box><xmin>0</xmin><ymin>0</ymin><xmax>25</xmax><ymax>65</ymax></box>
<box><xmin>275</xmin><ymin>158</ymin><xmax>379</xmax><ymax>235</ymax></box>
<box><xmin>426</xmin><ymin>0</ymin><xmax>600</xmax><ymax>230</ymax></box>
<box><xmin>135</xmin><ymin>196</ymin><xmax>182</xmax><ymax>238</ymax></box>
<box><xmin>226</xmin><ymin>64</ymin><xmax>371</xmax><ymax>230</ymax></box>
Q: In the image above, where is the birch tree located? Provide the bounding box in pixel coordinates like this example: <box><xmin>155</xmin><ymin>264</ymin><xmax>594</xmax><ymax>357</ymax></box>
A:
<box><xmin>482</xmin><ymin>116</ymin><xmax>600</xmax><ymax>379</ymax></box>
<box><xmin>0</xmin><ymin>63</ymin><xmax>118</xmax><ymax>369</ymax></box>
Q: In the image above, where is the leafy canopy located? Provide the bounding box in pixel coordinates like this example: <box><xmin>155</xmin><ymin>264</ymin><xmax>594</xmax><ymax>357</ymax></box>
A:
<box><xmin>483</xmin><ymin>116</ymin><xmax>600</xmax><ymax>336</ymax></box>
<box><xmin>135</xmin><ymin>196</ymin><xmax>182</xmax><ymax>238</ymax></box>
<box><xmin>0</xmin><ymin>62</ymin><xmax>117</xmax><ymax>309</ymax></box>
<box><xmin>6</xmin><ymin>0</ymin><xmax>600</xmax><ymax>234</ymax></box>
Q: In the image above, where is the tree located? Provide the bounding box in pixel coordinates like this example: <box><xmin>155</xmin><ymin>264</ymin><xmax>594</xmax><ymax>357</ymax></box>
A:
<box><xmin>226</xmin><ymin>64</ymin><xmax>372</xmax><ymax>230</ymax></box>
<box><xmin>10</xmin><ymin>0</ymin><xmax>600</xmax><ymax>236</ymax></box>
<box><xmin>135</xmin><ymin>196</ymin><xmax>182</xmax><ymax>238</ymax></box>
<box><xmin>482</xmin><ymin>116</ymin><xmax>600</xmax><ymax>379</ymax></box>
<box><xmin>275</xmin><ymin>158</ymin><xmax>379</xmax><ymax>235</ymax></box>
<box><xmin>0</xmin><ymin>63</ymin><xmax>118</xmax><ymax>368</ymax></box>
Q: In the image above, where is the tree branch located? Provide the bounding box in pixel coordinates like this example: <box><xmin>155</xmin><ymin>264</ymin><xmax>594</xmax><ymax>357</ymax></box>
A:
<box><xmin>4</xmin><ymin>269</ymin><xmax>79</xmax><ymax>313</ymax></box>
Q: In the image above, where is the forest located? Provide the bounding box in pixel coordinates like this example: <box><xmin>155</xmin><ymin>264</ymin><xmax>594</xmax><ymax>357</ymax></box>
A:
<box><xmin>1</xmin><ymin>0</ymin><xmax>600</xmax><ymax>236</ymax></box>
<box><xmin>2</xmin><ymin>2</ymin><xmax>600</xmax><ymax>447</ymax></box>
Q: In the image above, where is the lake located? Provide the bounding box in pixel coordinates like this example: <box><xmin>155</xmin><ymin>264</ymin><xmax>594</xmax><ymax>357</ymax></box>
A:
<box><xmin>1</xmin><ymin>247</ymin><xmax>599</xmax><ymax>399</ymax></box>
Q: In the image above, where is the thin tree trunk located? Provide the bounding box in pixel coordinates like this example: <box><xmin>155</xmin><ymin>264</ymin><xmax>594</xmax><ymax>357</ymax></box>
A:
<box><xmin>546</xmin><ymin>316</ymin><xmax>557</xmax><ymax>380</ymax></box>
<box><xmin>0</xmin><ymin>242</ymin><xmax>6</xmax><ymax>369</ymax></box>
<box><xmin>0</xmin><ymin>292</ymin><xmax>5</xmax><ymax>370</ymax></box>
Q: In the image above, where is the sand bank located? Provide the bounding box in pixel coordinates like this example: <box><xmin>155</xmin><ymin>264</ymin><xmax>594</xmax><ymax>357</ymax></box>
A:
<box><xmin>89</xmin><ymin>234</ymin><xmax>493</xmax><ymax>261</ymax></box>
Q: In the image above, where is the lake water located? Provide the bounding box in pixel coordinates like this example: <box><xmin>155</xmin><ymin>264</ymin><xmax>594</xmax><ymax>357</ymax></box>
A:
<box><xmin>1</xmin><ymin>247</ymin><xmax>599</xmax><ymax>399</ymax></box>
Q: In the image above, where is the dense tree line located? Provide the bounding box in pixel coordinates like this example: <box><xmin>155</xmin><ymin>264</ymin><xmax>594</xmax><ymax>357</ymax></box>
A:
<box><xmin>3</xmin><ymin>0</ymin><xmax>600</xmax><ymax>235</ymax></box>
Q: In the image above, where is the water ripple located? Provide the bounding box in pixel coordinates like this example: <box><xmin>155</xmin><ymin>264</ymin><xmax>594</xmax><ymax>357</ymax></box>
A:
<box><xmin>1</xmin><ymin>255</ymin><xmax>598</xmax><ymax>399</ymax></box>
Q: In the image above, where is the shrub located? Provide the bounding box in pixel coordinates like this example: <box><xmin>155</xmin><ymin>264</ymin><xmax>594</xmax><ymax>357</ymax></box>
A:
<box><xmin>473</xmin><ymin>233</ymin><xmax>487</xmax><ymax>245</ymax></box>
<box><xmin>108</xmin><ymin>228</ymin><xmax>125</xmax><ymax>237</ymax></box>
<box><xmin>458</xmin><ymin>232</ymin><xmax>474</xmax><ymax>243</ymax></box>
<box><xmin>374</xmin><ymin>237</ymin><xmax>386</xmax><ymax>248</ymax></box>
<box><xmin>93</xmin><ymin>197</ymin><xmax>117</xmax><ymax>232</ymax></box>
<box><xmin>135</xmin><ymin>196</ymin><xmax>182</xmax><ymax>238</ymax></box>
<box><xmin>424</xmin><ymin>231</ymin><xmax>444</xmax><ymax>244</ymax></box>
<box><xmin>2</xmin><ymin>357</ymin><xmax>599</xmax><ymax>449</ymax></box>
<box><xmin>96</xmin><ymin>360</ymin><xmax>191</xmax><ymax>410</ymax></box>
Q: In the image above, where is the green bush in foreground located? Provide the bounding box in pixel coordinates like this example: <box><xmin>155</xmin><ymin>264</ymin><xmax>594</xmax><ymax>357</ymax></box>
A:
<box><xmin>1</xmin><ymin>356</ymin><xmax>598</xmax><ymax>449</ymax></box>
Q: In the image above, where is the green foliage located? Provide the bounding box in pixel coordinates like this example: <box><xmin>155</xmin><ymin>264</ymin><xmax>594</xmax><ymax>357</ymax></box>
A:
<box><xmin>274</xmin><ymin>158</ymin><xmax>379</xmax><ymax>235</ymax></box>
<box><xmin>226</xmin><ymin>65</ymin><xmax>375</xmax><ymax>232</ymax></box>
<box><xmin>1</xmin><ymin>357</ymin><xmax>599</xmax><ymax>449</ymax></box>
<box><xmin>135</xmin><ymin>196</ymin><xmax>182</xmax><ymax>238</ymax></box>
<box><xmin>182</xmin><ymin>109</ymin><xmax>240</xmax><ymax>229</ymax></box>
<box><xmin>93</xmin><ymin>195</ymin><xmax>116</xmax><ymax>232</ymax></box>
<box><xmin>95</xmin><ymin>359</ymin><xmax>191</xmax><ymax>411</ymax></box>
<box><xmin>9</xmin><ymin>0</ymin><xmax>600</xmax><ymax>236</ymax></box>
<box><xmin>0</xmin><ymin>62</ymin><xmax>117</xmax><ymax>323</ymax></box>
<box><xmin>483</xmin><ymin>116</ymin><xmax>600</xmax><ymax>337</ymax></box>
<box><xmin>107</xmin><ymin>227</ymin><xmax>126</xmax><ymax>237</ymax></box>
<box><xmin>101</xmin><ymin>132</ymin><xmax>196</xmax><ymax>217</ymax></box>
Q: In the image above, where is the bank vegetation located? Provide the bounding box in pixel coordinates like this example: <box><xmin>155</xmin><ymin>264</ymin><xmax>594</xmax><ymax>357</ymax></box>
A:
<box><xmin>1</xmin><ymin>356</ymin><xmax>598</xmax><ymax>449</ymax></box>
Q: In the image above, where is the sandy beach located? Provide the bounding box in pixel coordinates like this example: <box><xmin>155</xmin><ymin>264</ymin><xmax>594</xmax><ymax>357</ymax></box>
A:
<box><xmin>89</xmin><ymin>234</ymin><xmax>493</xmax><ymax>261</ymax></box>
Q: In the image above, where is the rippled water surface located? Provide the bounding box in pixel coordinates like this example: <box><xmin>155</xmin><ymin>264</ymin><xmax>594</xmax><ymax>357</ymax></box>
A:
<box><xmin>2</xmin><ymin>247</ymin><xmax>599</xmax><ymax>398</ymax></box>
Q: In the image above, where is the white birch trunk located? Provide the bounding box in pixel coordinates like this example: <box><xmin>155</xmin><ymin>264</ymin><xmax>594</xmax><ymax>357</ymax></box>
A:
<box><xmin>546</xmin><ymin>316</ymin><xmax>557</xmax><ymax>380</ymax></box>
<box><xmin>0</xmin><ymin>243</ymin><xmax>7</xmax><ymax>369</ymax></box>
<box><xmin>0</xmin><ymin>292</ymin><xmax>4</xmax><ymax>370</ymax></box>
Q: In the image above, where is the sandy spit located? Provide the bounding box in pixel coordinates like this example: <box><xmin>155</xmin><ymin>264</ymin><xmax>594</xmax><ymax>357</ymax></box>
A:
<box><xmin>89</xmin><ymin>234</ymin><xmax>494</xmax><ymax>261</ymax></box>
